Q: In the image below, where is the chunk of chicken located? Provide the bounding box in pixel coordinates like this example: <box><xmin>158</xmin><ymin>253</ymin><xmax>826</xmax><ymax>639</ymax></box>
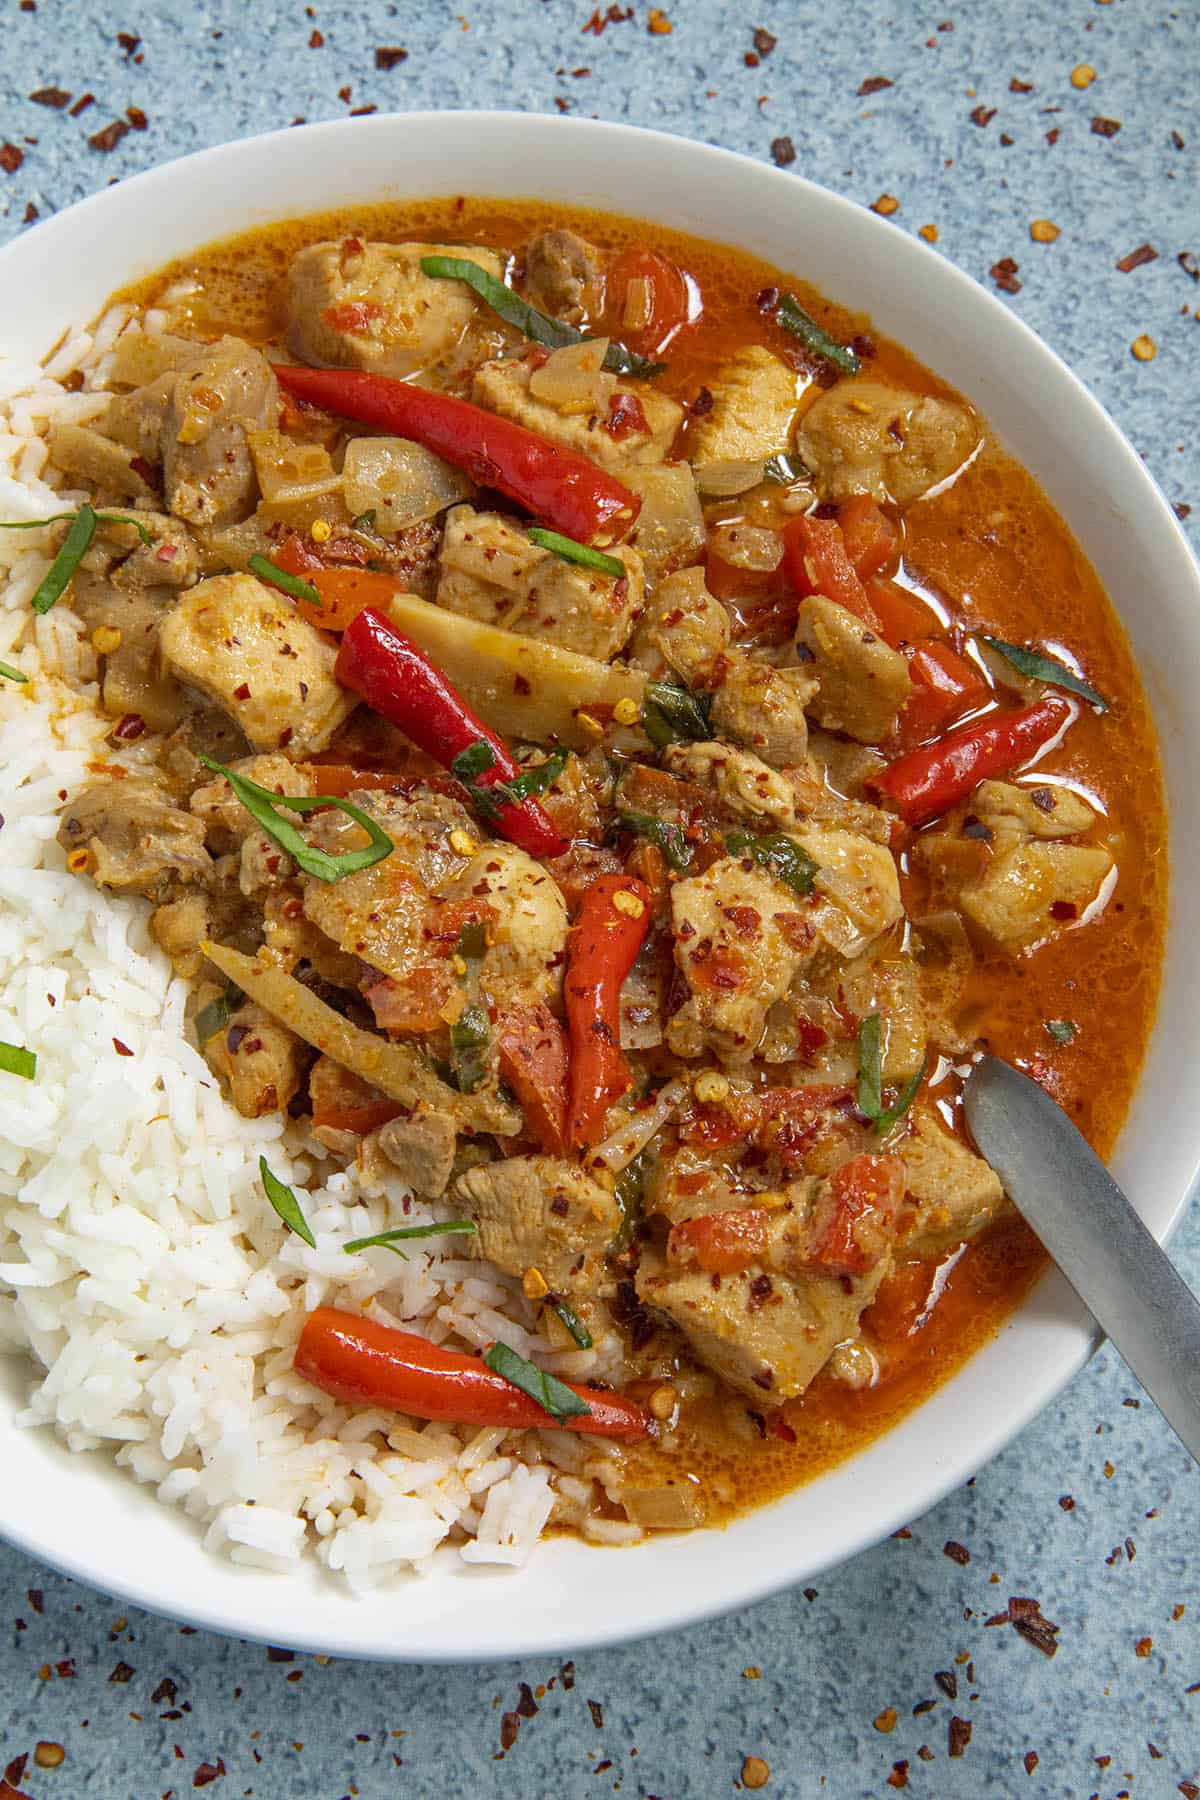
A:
<box><xmin>162</xmin><ymin>338</ymin><xmax>279</xmax><ymax>528</ymax></box>
<box><xmin>453</xmin><ymin>1155</ymin><xmax>620</xmax><ymax>1299</ymax></box>
<box><xmin>103</xmin><ymin>370</ymin><xmax>176</xmax><ymax>465</ymax></box>
<box><xmin>709</xmin><ymin>659</ymin><xmax>817</xmax><ymax>769</ymax></box>
<box><xmin>47</xmin><ymin>422</ymin><xmax>158</xmax><ymax>503</ymax></box>
<box><xmin>372</xmin><ymin>1111</ymin><xmax>459</xmax><ymax>1197</ymax></box>
<box><xmin>663</xmin><ymin>740</ymin><xmax>798</xmax><ymax>830</ymax></box>
<box><xmin>796</xmin><ymin>379</ymin><xmax>981</xmax><ymax>505</ymax></box>
<box><xmin>786</xmin><ymin>751</ymin><xmax>892</xmax><ymax>843</ymax></box>
<box><xmin>959</xmin><ymin>840</ymin><xmax>1114</xmax><ymax>949</ymax></box>
<box><xmin>104</xmin><ymin>512</ymin><xmax>202</xmax><ymax>594</ymax></box>
<box><xmin>286</xmin><ymin>239</ymin><xmax>504</xmax><ymax>377</ymax></box>
<box><xmin>970</xmin><ymin>779</ymin><xmax>1097</xmax><ymax>842</ymax></box>
<box><xmin>898</xmin><ymin>1110</ymin><xmax>1006</xmax><ymax>1254</ymax></box>
<box><xmin>58</xmin><ymin>778</ymin><xmax>212</xmax><ymax>903</ymax></box>
<box><xmin>437</xmin><ymin>504</ymin><xmax>645</xmax><ymax>661</ymax></box>
<box><xmin>69</xmin><ymin>574</ymin><xmax>193</xmax><ymax>735</ymax></box>
<box><xmin>149</xmin><ymin>893</ymin><xmax>212</xmax><ymax>981</ymax></box>
<box><xmin>667</xmin><ymin>856</ymin><xmax>815</xmax><ymax>1062</ymax></box>
<box><xmin>522</xmin><ymin>228</ymin><xmax>602</xmax><ymax>322</ymax></box>
<box><xmin>203</xmin><ymin>999</ymin><xmax>307</xmax><ymax>1119</ymax></box>
<box><xmin>628</xmin><ymin>566</ymin><xmax>731</xmax><ymax>684</ymax></box>
<box><xmin>159</xmin><ymin>573</ymin><xmax>355</xmax><ymax>755</ymax></box>
<box><xmin>796</xmin><ymin>595</ymin><xmax>912</xmax><ymax>743</ymax></box>
<box><xmin>443</xmin><ymin>843</ymin><xmax>570</xmax><ymax>1009</ymax></box>
<box><xmin>687</xmin><ymin>346</ymin><xmax>799</xmax><ymax>464</ymax></box>
<box><xmin>622</xmin><ymin>462</ymin><xmax>706</xmax><ymax>579</ymax></box>
<box><xmin>472</xmin><ymin>356</ymin><xmax>683</xmax><ymax>470</ymax></box>
<box><xmin>796</xmin><ymin>826</ymin><xmax>904</xmax><ymax>958</ymax></box>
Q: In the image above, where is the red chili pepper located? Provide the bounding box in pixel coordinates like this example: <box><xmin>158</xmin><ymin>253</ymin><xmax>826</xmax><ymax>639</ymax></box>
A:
<box><xmin>335</xmin><ymin>606</ymin><xmax>566</xmax><ymax>857</ymax></box>
<box><xmin>868</xmin><ymin>695</ymin><xmax>1069</xmax><ymax>824</ymax></box>
<box><xmin>295</xmin><ymin>1307</ymin><xmax>648</xmax><ymax>1439</ymax></box>
<box><xmin>564</xmin><ymin>873</ymin><xmax>652</xmax><ymax>1149</ymax></box>
<box><xmin>273</xmin><ymin>364</ymin><xmax>641</xmax><ymax>547</ymax></box>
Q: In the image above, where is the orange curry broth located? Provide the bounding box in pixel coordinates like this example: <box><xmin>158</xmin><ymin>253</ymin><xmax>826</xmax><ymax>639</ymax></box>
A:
<box><xmin>114</xmin><ymin>198</ymin><xmax>1166</xmax><ymax>1523</ymax></box>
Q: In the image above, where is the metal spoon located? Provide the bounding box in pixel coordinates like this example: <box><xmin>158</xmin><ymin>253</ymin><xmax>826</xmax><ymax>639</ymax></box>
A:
<box><xmin>962</xmin><ymin>1053</ymin><xmax>1200</xmax><ymax>1464</ymax></box>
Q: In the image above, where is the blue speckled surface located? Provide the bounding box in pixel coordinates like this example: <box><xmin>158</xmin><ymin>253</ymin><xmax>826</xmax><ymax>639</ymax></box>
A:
<box><xmin>2</xmin><ymin>1</ymin><xmax>1198</xmax><ymax>1793</ymax></box>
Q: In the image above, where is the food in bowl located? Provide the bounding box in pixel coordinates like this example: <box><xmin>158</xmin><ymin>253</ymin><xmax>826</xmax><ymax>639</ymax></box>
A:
<box><xmin>0</xmin><ymin>197</ymin><xmax>1164</xmax><ymax>1583</ymax></box>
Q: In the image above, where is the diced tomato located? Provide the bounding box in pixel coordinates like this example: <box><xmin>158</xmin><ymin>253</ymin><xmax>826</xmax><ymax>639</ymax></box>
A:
<box><xmin>607</xmin><ymin>248</ymin><xmax>692</xmax><ymax>357</ymax></box>
<box><xmin>320</xmin><ymin>300</ymin><xmax>386</xmax><ymax>334</ymax></box>
<box><xmin>623</xmin><ymin>839</ymin><xmax>672</xmax><ymax>916</ymax></box>
<box><xmin>724</xmin><ymin>587</ymin><xmax>800</xmax><ymax>648</ymax></box>
<box><xmin>756</xmin><ymin>1085</ymin><xmax>854</xmax><ymax>1168</ymax></box>
<box><xmin>892</xmin><ymin>638</ymin><xmax>990</xmax><ymax>753</ymax></box>
<box><xmin>363</xmin><ymin>966</ymin><xmax>456</xmax><ymax>1036</ymax></box>
<box><xmin>291</xmin><ymin>566</ymin><xmax>401</xmax><ymax>633</ymax></box>
<box><xmin>862</xmin><ymin>1257</ymin><xmax>940</xmax><ymax>1344</ymax></box>
<box><xmin>805</xmin><ymin>1153</ymin><xmax>906</xmax><ymax>1277</ymax></box>
<box><xmin>668</xmin><ymin>1205</ymin><xmax>769</xmax><ymax>1276</ymax></box>
<box><xmin>273</xmin><ymin>530</ymin><xmax>326</xmax><ymax>579</ymax></box>
<box><xmin>424</xmin><ymin>895</ymin><xmax>496</xmax><ymax>958</ymax></box>
<box><xmin>496</xmin><ymin>1002</ymin><xmax>569</xmax><ymax>1154</ymax></box>
<box><xmin>837</xmin><ymin>496</ymin><xmax>899</xmax><ymax>580</ymax></box>
<box><xmin>309</xmin><ymin>1057</ymin><xmax>403</xmax><ymax>1137</ymax></box>
<box><xmin>864</xmin><ymin>576</ymin><xmax>942</xmax><ymax>649</ymax></box>
<box><xmin>782</xmin><ymin>515</ymin><xmax>880</xmax><ymax>628</ymax></box>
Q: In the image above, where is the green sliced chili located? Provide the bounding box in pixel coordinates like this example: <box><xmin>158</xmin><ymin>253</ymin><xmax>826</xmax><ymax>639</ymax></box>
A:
<box><xmin>527</xmin><ymin>526</ymin><xmax>625</xmax><ymax>580</ymax></box>
<box><xmin>724</xmin><ymin>830</ymin><xmax>818</xmax><ymax>898</ymax></box>
<box><xmin>856</xmin><ymin>1013</ymin><xmax>925</xmax><ymax>1134</ymax></box>
<box><xmin>247</xmin><ymin>552</ymin><xmax>321</xmax><ymax>607</ymax></box>
<box><xmin>776</xmin><ymin>294</ymin><xmax>861</xmax><ymax>378</ymax></box>
<box><xmin>640</xmin><ymin>680</ymin><xmax>713</xmax><ymax>748</ymax></box>
<box><xmin>420</xmin><ymin>254</ymin><xmax>665</xmax><ymax>378</ymax></box>
<box><xmin>199</xmin><ymin>754</ymin><xmax>393</xmax><ymax>884</ymax></box>
<box><xmin>0</xmin><ymin>1041</ymin><xmax>36</xmax><ymax>1081</ymax></box>
<box><xmin>1045</xmin><ymin>1018</ymin><xmax>1078</xmax><ymax>1045</ymax></box>
<box><xmin>0</xmin><ymin>660</ymin><xmax>28</xmax><ymax>683</ymax></box>
<box><xmin>551</xmin><ymin>1298</ymin><xmax>593</xmax><ymax>1349</ymax></box>
<box><xmin>978</xmin><ymin>635</ymin><xmax>1109</xmax><ymax>712</ymax></box>
<box><xmin>482</xmin><ymin>1341</ymin><xmax>591</xmax><ymax>1422</ymax></box>
<box><xmin>617</xmin><ymin>808</ymin><xmax>692</xmax><ymax>872</ymax></box>
<box><xmin>451</xmin><ymin>740</ymin><xmax>568</xmax><ymax>820</ymax></box>
<box><xmin>260</xmin><ymin>1155</ymin><xmax>316</xmax><ymax>1247</ymax></box>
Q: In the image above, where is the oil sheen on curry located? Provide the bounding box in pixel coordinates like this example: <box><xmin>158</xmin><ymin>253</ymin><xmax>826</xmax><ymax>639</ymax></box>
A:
<box><xmin>49</xmin><ymin>198</ymin><xmax>1164</xmax><ymax>1532</ymax></box>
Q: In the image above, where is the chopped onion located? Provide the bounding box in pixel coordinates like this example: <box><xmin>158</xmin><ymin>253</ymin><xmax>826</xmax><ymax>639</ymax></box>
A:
<box><xmin>623</xmin><ymin>276</ymin><xmax>654</xmax><ymax>334</ymax></box>
<box><xmin>693</xmin><ymin>459</ymin><xmax>767</xmax><ymax>497</ymax></box>
<box><xmin>529</xmin><ymin>340</ymin><xmax>616</xmax><ymax>415</ymax></box>
<box><xmin>709</xmin><ymin>522</ymin><xmax>783</xmax><ymax>572</ymax></box>
<box><xmin>587</xmin><ymin>1077</ymin><xmax>688</xmax><ymax>1175</ymax></box>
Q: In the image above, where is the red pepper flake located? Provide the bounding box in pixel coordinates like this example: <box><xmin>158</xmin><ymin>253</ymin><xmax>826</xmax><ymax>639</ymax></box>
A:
<box><xmin>934</xmin><ymin>1669</ymin><xmax>957</xmax><ymax>1699</ymax></box>
<box><xmin>887</xmin><ymin>1763</ymin><xmax>909</xmax><ymax>1789</ymax></box>
<box><xmin>515</xmin><ymin>1682</ymin><xmax>538</xmax><ymax>1718</ymax></box>
<box><xmin>999</xmin><ymin>132</ymin><xmax>1014</xmax><ymax>145</ymax></box>
<box><xmin>1046</xmin><ymin>127</ymin><xmax>1060</xmax><ymax>144</ymax></box>
<box><xmin>109</xmin><ymin>1660</ymin><xmax>136</xmax><ymax>1682</ymax></box>
<box><xmin>588</xmin><ymin>1699</ymin><xmax>604</xmax><ymax>1728</ymax></box>
<box><xmin>647</xmin><ymin>8</ymin><xmax>672</xmax><ymax>32</ymax></box>
<box><xmin>70</xmin><ymin>92</ymin><xmax>95</xmax><ymax>116</ymax></box>
<box><xmin>1058</xmin><ymin>1493</ymin><xmax>1075</xmax><ymax>1510</ymax></box>
<box><xmin>88</xmin><ymin>118</ymin><xmax>130</xmax><ymax>153</ymax></box>
<box><xmin>112</xmin><ymin>1038</ymin><xmax>134</xmax><ymax>1057</ymax></box>
<box><xmin>152</xmin><ymin>1678</ymin><xmax>179</xmax><ymax>1705</ymax></box>
<box><xmin>0</xmin><ymin>144</ymin><xmax>25</xmax><ymax>173</ymax></box>
<box><xmin>943</xmin><ymin>1540</ymin><xmax>971</xmax><ymax>1565</ymax></box>
<box><xmin>29</xmin><ymin>87</ymin><xmax>71</xmax><ymax>107</ymax></box>
<box><xmin>858</xmin><ymin>76</ymin><xmax>894</xmax><ymax>96</ymax></box>
<box><xmin>970</xmin><ymin>105</ymin><xmax>997</xmax><ymax>126</ymax></box>
<box><xmin>337</xmin><ymin>85</ymin><xmax>352</xmax><ymax>102</ymax></box>
<box><xmin>1010</xmin><ymin>77</ymin><xmax>1034</xmax><ymax>92</ymax></box>
<box><xmin>1091</xmin><ymin>116</ymin><xmax>1121</xmax><ymax>137</ymax></box>
<box><xmin>126</xmin><ymin>105</ymin><xmax>148</xmax><ymax>130</ymax></box>
<box><xmin>499</xmin><ymin>1712</ymin><xmax>520</xmax><ymax>1751</ymax></box>
<box><xmin>192</xmin><ymin>1762</ymin><xmax>226</xmax><ymax>1789</ymax></box>
<box><xmin>990</xmin><ymin>256</ymin><xmax>1022</xmax><ymax>293</ymax></box>
<box><xmin>691</xmin><ymin>386</ymin><xmax>715</xmax><ymax>416</ymax></box>
<box><xmin>27</xmin><ymin>1589</ymin><xmax>43</xmax><ymax>1613</ymax></box>
<box><xmin>233</xmin><ymin>682</ymin><xmax>251</xmax><ymax>701</ymax></box>
<box><xmin>22</xmin><ymin>201</ymin><xmax>38</xmax><ymax>223</ymax></box>
<box><xmin>770</xmin><ymin>135</ymin><xmax>796</xmax><ymax>166</ymax></box>
<box><xmin>55</xmin><ymin>1658</ymin><xmax>76</xmax><ymax>1677</ymax></box>
<box><xmin>802</xmin><ymin>1586</ymin><xmax>818</xmax><ymax>1601</ymax></box>
<box><xmin>1181</xmin><ymin>1785</ymin><xmax>1200</xmax><ymax>1800</ymax></box>
<box><xmin>4</xmin><ymin>1756</ymin><xmax>29</xmax><ymax>1789</ymax></box>
<box><xmin>1024</xmin><ymin>1751</ymin><xmax>1040</xmax><ymax>1776</ymax></box>
<box><xmin>583</xmin><ymin>3</ymin><xmax>633</xmax><ymax>31</ymax></box>
<box><xmin>744</xmin><ymin>50</ymin><xmax>760</xmax><ymax>67</ymax></box>
<box><xmin>948</xmin><ymin>1717</ymin><xmax>972</xmax><ymax>1758</ymax></box>
<box><xmin>1116</xmin><ymin>242</ymin><xmax>1159</xmax><ymax>272</ymax></box>
<box><xmin>1135</xmin><ymin>1635</ymin><xmax>1153</xmax><ymax>1658</ymax></box>
<box><xmin>374</xmin><ymin>46</ymin><xmax>408</xmax><ymax>68</ymax></box>
<box><xmin>754</xmin><ymin>27</ymin><xmax>777</xmax><ymax>54</ymax></box>
<box><xmin>309</xmin><ymin>28</ymin><xmax>324</xmax><ymax>47</ymax></box>
<box><xmin>116</xmin><ymin>31</ymin><xmax>140</xmax><ymax>56</ymax></box>
<box><xmin>350</xmin><ymin>104</ymin><xmax>378</xmax><ymax>116</ymax></box>
<box><xmin>113</xmin><ymin>713</ymin><xmax>145</xmax><ymax>741</ymax></box>
<box><xmin>1175</xmin><ymin>502</ymin><xmax>1193</xmax><ymax>520</ymax></box>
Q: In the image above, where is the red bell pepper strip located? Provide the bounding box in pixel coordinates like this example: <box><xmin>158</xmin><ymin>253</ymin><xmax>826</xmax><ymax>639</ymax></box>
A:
<box><xmin>564</xmin><ymin>873</ymin><xmax>652</xmax><ymax>1149</ymax></box>
<box><xmin>495</xmin><ymin>1002</ymin><xmax>569</xmax><ymax>1154</ymax></box>
<box><xmin>335</xmin><ymin>606</ymin><xmax>566</xmax><ymax>857</ymax></box>
<box><xmin>295</xmin><ymin>1307</ymin><xmax>649</xmax><ymax>1439</ymax></box>
<box><xmin>893</xmin><ymin>638</ymin><xmax>989</xmax><ymax>752</ymax></box>
<box><xmin>836</xmin><ymin>496</ymin><xmax>898</xmax><ymax>580</ymax></box>
<box><xmin>868</xmin><ymin>695</ymin><xmax>1069</xmax><ymax>824</ymax></box>
<box><xmin>782</xmin><ymin>514</ymin><xmax>881</xmax><ymax>628</ymax></box>
<box><xmin>272</xmin><ymin>364</ymin><xmax>641</xmax><ymax>547</ymax></box>
<box><xmin>864</xmin><ymin>576</ymin><xmax>941</xmax><ymax>648</ymax></box>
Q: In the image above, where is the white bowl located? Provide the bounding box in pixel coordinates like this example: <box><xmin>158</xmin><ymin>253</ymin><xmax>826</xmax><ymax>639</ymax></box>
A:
<box><xmin>2</xmin><ymin>112</ymin><xmax>1197</xmax><ymax>1662</ymax></box>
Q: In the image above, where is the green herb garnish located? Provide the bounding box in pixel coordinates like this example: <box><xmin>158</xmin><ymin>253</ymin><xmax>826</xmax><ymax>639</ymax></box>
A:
<box><xmin>350</xmin><ymin>509</ymin><xmax>377</xmax><ymax>533</ymax></box>
<box><xmin>776</xmin><ymin>294</ymin><xmax>861</xmax><ymax>378</ymax></box>
<box><xmin>482</xmin><ymin>1341</ymin><xmax>591</xmax><ymax>1422</ymax></box>
<box><xmin>343</xmin><ymin>1220</ymin><xmax>478</xmax><ymax>1260</ymax></box>
<box><xmin>763</xmin><ymin>451</ymin><xmax>805</xmax><ymax>484</ymax></box>
<box><xmin>978</xmin><ymin>636</ymin><xmax>1109</xmax><ymax>712</ymax></box>
<box><xmin>724</xmin><ymin>830</ymin><xmax>818</xmax><ymax>898</ymax></box>
<box><xmin>420</xmin><ymin>254</ymin><xmax>666</xmax><ymax>379</ymax></box>
<box><xmin>856</xmin><ymin>1013</ymin><xmax>925</xmax><ymax>1134</ymax></box>
<box><xmin>550</xmin><ymin>1298</ymin><xmax>594</xmax><ymax>1349</ymax></box>
<box><xmin>0</xmin><ymin>505</ymin><xmax>152</xmax><ymax>616</ymax></box>
<box><xmin>617</xmin><ymin>808</ymin><xmax>692</xmax><ymax>872</ymax></box>
<box><xmin>450</xmin><ymin>739</ymin><xmax>567</xmax><ymax>820</ymax></box>
<box><xmin>498</xmin><ymin>747</ymin><xmax>570</xmax><ymax>805</ymax></box>
<box><xmin>527</xmin><ymin>527</ymin><xmax>625</xmax><ymax>580</ymax></box>
<box><xmin>1045</xmin><ymin>1019</ymin><xmax>1078</xmax><ymax>1045</ymax></box>
<box><xmin>195</xmin><ymin>984</ymin><xmax>242</xmax><ymax>1044</ymax></box>
<box><xmin>0</xmin><ymin>1041</ymin><xmax>36</xmax><ymax>1081</ymax></box>
<box><xmin>199</xmin><ymin>755</ymin><xmax>393</xmax><ymax>884</ymax></box>
<box><xmin>247</xmin><ymin>552</ymin><xmax>321</xmax><ymax>607</ymax></box>
<box><xmin>641</xmin><ymin>680</ymin><xmax>713</xmax><ymax>748</ymax></box>
<box><xmin>260</xmin><ymin>1155</ymin><xmax>316</xmax><ymax>1247</ymax></box>
<box><xmin>0</xmin><ymin>660</ymin><xmax>28</xmax><ymax>683</ymax></box>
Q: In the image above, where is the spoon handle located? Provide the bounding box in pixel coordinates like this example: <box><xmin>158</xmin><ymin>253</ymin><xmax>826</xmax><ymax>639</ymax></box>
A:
<box><xmin>963</xmin><ymin>1055</ymin><xmax>1200</xmax><ymax>1464</ymax></box>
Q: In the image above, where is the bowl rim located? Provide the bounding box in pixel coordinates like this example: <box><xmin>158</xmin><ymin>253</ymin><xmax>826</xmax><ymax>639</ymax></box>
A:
<box><xmin>1</xmin><ymin>108</ymin><xmax>1197</xmax><ymax>1662</ymax></box>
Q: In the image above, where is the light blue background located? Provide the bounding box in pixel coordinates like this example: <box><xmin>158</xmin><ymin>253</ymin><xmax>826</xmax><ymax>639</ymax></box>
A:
<box><xmin>2</xmin><ymin>1</ymin><xmax>1197</xmax><ymax>1793</ymax></box>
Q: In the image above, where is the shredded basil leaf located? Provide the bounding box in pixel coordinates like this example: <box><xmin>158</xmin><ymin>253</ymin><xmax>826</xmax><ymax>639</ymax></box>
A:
<box><xmin>195</xmin><ymin>985</ymin><xmax>242</xmax><ymax>1044</ymax></box>
<box><xmin>776</xmin><ymin>294</ymin><xmax>861</xmax><ymax>377</ymax></box>
<box><xmin>724</xmin><ymin>830</ymin><xmax>818</xmax><ymax>898</ymax></box>
<box><xmin>350</xmin><ymin>509</ymin><xmax>377</xmax><ymax>533</ymax></box>
<box><xmin>641</xmin><ymin>680</ymin><xmax>713</xmax><ymax>748</ymax></box>
<box><xmin>498</xmin><ymin>747</ymin><xmax>570</xmax><ymax>805</ymax></box>
<box><xmin>978</xmin><ymin>635</ymin><xmax>1108</xmax><ymax>712</ymax></box>
<box><xmin>343</xmin><ymin>1220</ymin><xmax>478</xmax><ymax>1258</ymax></box>
<box><xmin>0</xmin><ymin>660</ymin><xmax>28</xmax><ymax>683</ymax></box>
<box><xmin>199</xmin><ymin>754</ymin><xmax>393</xmax><ymax>884</ymax></box>
<box><xmin>617</xmin><ymin>807</ymin><xmax>692</xmax><ymax>872</ymax></box>
<box><xmin>451</xmin><ymin>739</ymin><xmax>566</xmax><ymax>821</ymax></box>
<box><xmin>527</xmin><ymin>526</ymin><xmax>626</xmax><ymax>580</ymax></box>
<box><xmin>260</xmin><ymin>1155</ymin><xmax>316</xmax><ymax>1247</ymax></box>
<box><xmin>247</xmin><ymin>552</ymin><xmax>321</xmax><ymax>606</ymax></box>
<box><xmin>857</xmin><ymin>1013</ymin><xmax>925</xmax><ymax>1133</ymax></box>
<box><xmin>483</xmin><ymin>1341</ymin><xmax>591</xmax><ymax>1422</ymax></box>
<box><xmin>1045</xmin><ymin>1018</ymin><xmax>1078</xmax><ymax>1044</ymax></box>
<box><xmin>0</xmin><ymin>1041</ymin><xmax>36</xmax><ymax>1081</ymax></box>
<box><xmin>420</xmin><ymin>254</ymin><xmax>665</xmax><ymax>378</ymax></box>
<box><xmin>451</xmin><ymin>740</ymin><xmax>498</xmax><ymax>785</ymax></box>
<box><xmin>763</xmin><ymin>451</ymin><xmax>805</xmax><ymax>484</ymax></box>
<box><xmin>551</xmin><ymin>1298</ymin><xmax>594</xmax><ymax>1349</ymax></box>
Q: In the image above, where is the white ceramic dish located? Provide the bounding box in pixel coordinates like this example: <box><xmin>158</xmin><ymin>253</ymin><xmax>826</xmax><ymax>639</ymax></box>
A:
<box><xmin>2</xmin><ymin>112</ymin><xmax>1197</xmax><ymax>1663</ymax></box>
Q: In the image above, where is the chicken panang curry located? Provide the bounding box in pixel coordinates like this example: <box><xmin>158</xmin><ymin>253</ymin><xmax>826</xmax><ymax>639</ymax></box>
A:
<box><xmin>35</xmin><ymin>199</ymin><xmax>1164</xmax><ymax>1533</ymax></box>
